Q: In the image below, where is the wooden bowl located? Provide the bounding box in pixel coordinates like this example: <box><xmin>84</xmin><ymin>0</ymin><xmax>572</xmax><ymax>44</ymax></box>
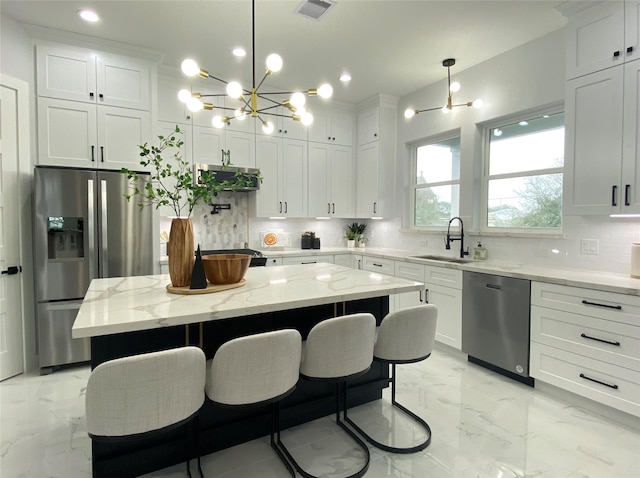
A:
<box><xmin>201</xmin><ymin>254</ymin><xmax>251</xmax><ymax>285</ymax></box>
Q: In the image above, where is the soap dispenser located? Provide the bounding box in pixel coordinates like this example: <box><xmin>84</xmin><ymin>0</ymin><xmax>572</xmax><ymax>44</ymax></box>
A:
<box><xmin>473</xmin><ymin>241</ymin><xmax>487</xmax><ymax>260</ymax></box>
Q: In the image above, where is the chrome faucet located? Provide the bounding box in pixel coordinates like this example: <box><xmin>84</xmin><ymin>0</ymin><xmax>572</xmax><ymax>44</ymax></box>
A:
<box><xmin>445</xmin><ymin>217</ymin><xmax>469</xmax><ymax>258</ymax></box>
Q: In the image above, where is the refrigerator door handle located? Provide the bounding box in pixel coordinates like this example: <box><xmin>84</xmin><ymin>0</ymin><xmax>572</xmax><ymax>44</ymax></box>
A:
<box><xmin>100</xmin><ymin>180</ymin><xmax>108</xmax><ymax>277</ymax></box>
<box><xmin>87</xmin><ymin>179</ymin><xmax>96</xmax><ymax>280</ymax></box>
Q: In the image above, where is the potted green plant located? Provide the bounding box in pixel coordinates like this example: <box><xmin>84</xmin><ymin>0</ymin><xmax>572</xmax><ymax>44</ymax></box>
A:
<box><xmin>122</xmin><ymin>125</ymin><xmax>259</xmax><ymax>287</ymax></box>
<box><xmin>345</xmin><ymin>222</ymin><xmax>367</xmax><ymax>248</ymax></box>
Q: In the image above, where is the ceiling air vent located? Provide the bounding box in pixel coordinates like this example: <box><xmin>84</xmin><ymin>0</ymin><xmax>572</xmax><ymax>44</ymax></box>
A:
<box><xmin>295</xmin><ymin>0</ymin><xmax>335</xmax><ymax>20</ymax></box>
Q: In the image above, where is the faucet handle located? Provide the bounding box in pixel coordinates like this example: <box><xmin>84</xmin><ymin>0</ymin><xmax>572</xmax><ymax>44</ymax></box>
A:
<box><xmin>444</xmin><ymin>236</ymin><xmax>451</xmax><ymax>250</ymax></box>
<box><xmin>462</xmin><ymin>246</ymin><xmax>470</xmax><ymax>256</ymax></box>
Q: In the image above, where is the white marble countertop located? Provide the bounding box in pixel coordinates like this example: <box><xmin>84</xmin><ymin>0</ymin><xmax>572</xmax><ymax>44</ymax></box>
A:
<box><xmin>72</xmin><ymin>263</ymin><xmax>423</xmax><ymax>339</ymax></box>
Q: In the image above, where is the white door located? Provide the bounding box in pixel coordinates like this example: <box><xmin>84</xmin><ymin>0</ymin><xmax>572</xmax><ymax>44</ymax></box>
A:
<box><xmin>307</xmin><ymin>142</ymin><xmax>330</xmax><ymax>216</ymax></box>
<box><xmin>0</xmin><ymin>84</ymin><xmax>24</xmax><ymax>380</ymax></box>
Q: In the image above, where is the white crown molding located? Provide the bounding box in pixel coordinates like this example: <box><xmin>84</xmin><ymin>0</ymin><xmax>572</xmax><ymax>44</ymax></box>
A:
<box><xmin>21</xmin><ymin>23</ymin><xmax>164</xmax><ymax>63</ymax></box>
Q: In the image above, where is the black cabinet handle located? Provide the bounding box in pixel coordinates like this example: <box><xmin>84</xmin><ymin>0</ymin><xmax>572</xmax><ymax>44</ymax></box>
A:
<box><xmin>613</xmin><ymin>50</ymin><xmax>621</xmax><ymax>57</ymax></box>
<box><xmin>91</xmin><ymin>145</ymin><xmax>95</xmax><ymax>162</ymax></box>
<box><xmin>580</xmin><ymin>333</ymin><xmax>621</xmax><ymax>347</ymax></box>
<box><xmin>581</xmin><ymin>299</ymin><xmax>622</xmax><ymax>310</ymax></box>
<box><xmin>612</xmin><ymin>185</ymin><xmax>618</xmax><ymax>206</ymax></box>
<box><xmin>332</xmin><ymin>203</ymin><xmax>335</xmax><ymax>214</ymax></box>
<box><xmin>625</xmin><ymin>184</ymin><xmax>631</xmax><ymax>206</ymax></box>
<box><xmin>327</xmin><ymin>203</ymin><xmax>331</xmax><ymax>214</ymax></box>
<box><xmin>1</xmin><ymin>266</ymin><xmax>20</xmax><ymax>275</ymax></box>
<box><xmin>301</xmin><ymin>261</ymin><xmax>317</xmax><ymax>264</ymax></box>
<box><xmin>627</xmin><ymin>46</ymin><xmax>634</xmax><ymax>53</ymax></box>
<box><xmin>372</xmin><ymin>263</ymin><xmax>383</xmax><ymax>267</ymax></box>
<box><xmin>279</xmin><ymin>201</ymin><xmax>282</xmax><ymax>213</ymax></box>
<box><xmin>486</xmin><ymin>283</ymin><xmax>501</xmax><ymax>290</ymax></box>
<box><xmin>100</xmin><ymin>146</ymin><xmax>104</xmax><ymax>162</ymax></box>
<box><xmin>99</xmin><ymin>93</ymin><xmax>104</xmax><ymax>100</ymax></box>
<box><xmin>579</xmin><ymin>373</ymin><xmax>618</xmax><ymax>390</ymax></box>
<box><xmin>374</xmin><ymin>133</ymin><xmax>378</xmax><ymax>138</ymax></box>
<box><xmin>373</xmin><ymin>202</ymin><xmax>377</xmax><ymax>214</ymax></box>
<box><xmin>425</xmin><ymin>289</ymin><xmax>429</xmax><ymax>303</ymax></box>
<box><xmin>89</xmin><ymin>92</ymin><xmax>94</xmax><ymax>99</ymax></box>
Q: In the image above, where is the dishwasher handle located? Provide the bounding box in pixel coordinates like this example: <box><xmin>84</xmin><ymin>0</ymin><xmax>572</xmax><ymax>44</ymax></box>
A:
<box><xmin>486</xmin><ymin>283</ymin><xmax>501</xmax><ymax>290</ymax></box>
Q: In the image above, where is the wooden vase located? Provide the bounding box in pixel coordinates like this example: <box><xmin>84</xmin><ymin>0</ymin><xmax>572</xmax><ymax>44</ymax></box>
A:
<box><xmin>168</xmin><ymin>218</ymin><xmax>194</xmax><ymax>287</ymax></box>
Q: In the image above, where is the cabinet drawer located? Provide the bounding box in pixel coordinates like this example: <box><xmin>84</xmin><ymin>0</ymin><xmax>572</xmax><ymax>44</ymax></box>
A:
<box><xmin>282</xmin><ymin>255</ymin><xmax>334</xmax><ymax>265</ymax></box>
<box><xmin>531</xmin><ymin>282</ymin><xmax>640</xmax><ymax>326</ymax></box>
<box><xmin>531</xmin><ymin>342</ymin><xmax>640</xmax><ymax>417</ymax></box>
<box><xmin>531</xmin><ymin>305</ymin><xmax>640</xmax><ymax>369</ymax></box>
<box><xmin>424</xmin><ymin>265</ymin><xmax>462</xmax><ymax>289</ymax></box>
<box><xmin>362</xmin><ymin>257</ymin><xmax>394</xmax><ymax>276</ymax></box>
<box><xmin>394</xmin><ymin>261</ymin><xmax>425</xmax><ymax>281</ymax></box>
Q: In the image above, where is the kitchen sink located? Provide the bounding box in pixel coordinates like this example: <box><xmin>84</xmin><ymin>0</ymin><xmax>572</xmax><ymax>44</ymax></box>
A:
<box><xmin>410</xmin><ymin>254</ymin><xmax>474</xmax><ymax>264</ymax></box>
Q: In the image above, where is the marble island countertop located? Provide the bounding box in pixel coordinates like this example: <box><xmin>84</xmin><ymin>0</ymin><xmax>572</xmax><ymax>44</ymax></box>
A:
<box><xmin>72</xmin><ymin>263</ymin><xmax>422</xmax><ymax>339</ymax></box>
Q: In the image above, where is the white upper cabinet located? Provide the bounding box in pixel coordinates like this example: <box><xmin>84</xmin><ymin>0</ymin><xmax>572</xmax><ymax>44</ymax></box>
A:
<box><xmin>357</xmin><ymin>106</ymin><xmax>380</xmax><ymax>145</ymax></box>
<box><xmin>37</xmin><ymin>44</ymin><xmax>151</xmax><ymax>110</ymax></box>
<box><xmin>565</xmin><ymin>1</ymin><xmax>639</xmax><ymax>79</ymax></box>
<box><xmin>308</xmin><ymin>106</ymin><xmax>354</xmax><ymax>146</ymax></box>
<box><xmin>258</xmin><ymin>106</ymin><xmax>307</xmax><ymax>141</ymax></box>
<box><xmin>38</xmin><ymin>97</ymin><xmax>151</xmax><ymax>170</ymax></box>
<box><xmin>307</xmin><ymin>142</ymin><xmax>354</xmax><ymax>218</ymax></box>
<box><xmin>157</xmin><ymin>75</ymin><xmax>193</xmax><ymax>125</ymax></box>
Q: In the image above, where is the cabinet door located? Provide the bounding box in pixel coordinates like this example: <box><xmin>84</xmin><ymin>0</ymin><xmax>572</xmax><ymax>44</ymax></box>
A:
<box><xmin>157</xmin><ymin>76</ymin><xmax>192</xmax><ymax>124</ymax></box>
<box><xmin>626</xmin><ymin>1</ymin><xmax>640</xmax><ymax>64</ymax></box>
<box><xmin>97</xmin><ymin>54</ymin><xmax>150</xmax><ymax>110</ymax></box>
<box><xmin>565</xmin><ymin>1</ymin><xmax>625</xmax><ymax>79</ymax></box>
<box><xmin>357</xmin><ymin>107</ymin><xmax>379</xmax><ymax>145</ymax></box>
<box><xmin>225</xmin><ymin>130</ymin><xmax>256</xmax><ymax>168</ymax></box>
<box><xmin>356</xmin><ymin>142</ymin><xmax>379</xmax><ymax>217</ymax></box>
<box><xmin>308</xmin><ymin>108</ymin><xmax>331</xmax><ymax>144</ymax></box>
<box><xmin>331</xmin><ymin>110</ymin><xmax>354</xmax><ymax>146</ymax></box>
<box><xmin>276</xmin><ymin>107</ymin><xmax>307</xmax><ymax>141</ymax></box>
<box><xmin>622</xmin><ymin>59</ymin><xmax>640</xmax><ymax>213</ymax></box>
<box><xmin>224</xmin><ymin>98</ymin><xmax>256</xmax><ymax>134</ymax></box>
<box><xmin>98</xmin><ymin>106</ymin><xmax>151</xmax><ymax>170</ymax></box>
<box><xmin>396</xmin><ymin>290</ymin><xmax>425</xmax><ymax>312</ymax></box>
<box><xmin>564</xmin><ymin>67</ymin><xmax>624</xmax><ymax>215</ymax></box>
<box><xmin>330</xmin><ymin>145</ymin><xmax>354</xmax><ymax>217</ymax></box>
<box><xmin>36</xmin><ymin>45</ymin><xmax>97</xmax><ymax>103</ymax></box>
<box><xmin>255</xmin><ymin>136</ymin><xmax>281</xmax><ymax>216</ymax></box>
<box><xmin>37</xmin><ymin>97</ymin><xmax>97</xmax><ymax>167</ymax></box>
<box><xmin>281</xmin><ymin>139</ymin><xmax>308</xmax><ymax>217</ymax></box>
<box><xmin>193</xmin><ymin>125</ymin><xmax>226</xmax><ymax>165</ymax></box>
<box><xmin>308</xmin><ymin>143</ymin><xmax>331</xmax><ymax>216</ymax></box>
<box><xmin>426</xmin><ymin>283</ymin><xmax>462</xmax><ymax>350</ymax></box>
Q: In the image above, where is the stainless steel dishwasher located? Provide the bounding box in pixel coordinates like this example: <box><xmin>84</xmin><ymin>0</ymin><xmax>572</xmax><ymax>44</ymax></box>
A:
<box><xmin>462</xmin><ymin>271</ymin><xmax>533</xmax><ymax>385</ymax></box>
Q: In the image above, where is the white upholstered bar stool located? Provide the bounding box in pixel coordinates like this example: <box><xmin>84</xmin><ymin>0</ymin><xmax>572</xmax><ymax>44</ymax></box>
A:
<box><xmin>205</xmin><ymin>329</ymin><xmax>302</xmax><ymax>478</ymax></box>
<box><xmin>85</xmin><ymin>346</ymin><xmax>207</xmax><ymax>478</ymax></box>
<box><xmin>278</xmin><ymin>313</ymin><xmax>376</xmax><ymax>478</ymax></box>
<box><xmin>343</xmin><ymin>304</ymin><xmax>438</xmax><ymax>454</ymax></box>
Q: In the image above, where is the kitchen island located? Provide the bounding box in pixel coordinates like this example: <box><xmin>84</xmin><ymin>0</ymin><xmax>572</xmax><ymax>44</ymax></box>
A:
<box><xmin>73</xmin><ymin>263</ymin><xmax>422</xmax><ymax>477</ymax></box>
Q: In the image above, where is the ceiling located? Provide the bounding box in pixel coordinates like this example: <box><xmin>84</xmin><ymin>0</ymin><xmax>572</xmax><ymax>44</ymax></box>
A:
<box><xmin>1</xmin><ymin>0</ymin><xmax>567</xmax><ymax>104</ymax></box>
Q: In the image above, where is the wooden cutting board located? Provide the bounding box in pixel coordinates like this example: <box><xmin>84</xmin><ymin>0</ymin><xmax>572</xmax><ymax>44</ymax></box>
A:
<box><xmin>166</xmin><ymin>279</ymin><xmax>246</xmax><ymax>295</ymax></box>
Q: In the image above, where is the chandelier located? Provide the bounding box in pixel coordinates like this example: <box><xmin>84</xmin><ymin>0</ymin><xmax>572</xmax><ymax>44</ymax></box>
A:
<box><xmin>178</xmin><ymin>0</ymin><xmax>333</xmax><ymax>134</ymax></box>
<box><xmin>404</xmin><ymin>58</ymin><xmax>482</xmax><ymax>119</ymax></box>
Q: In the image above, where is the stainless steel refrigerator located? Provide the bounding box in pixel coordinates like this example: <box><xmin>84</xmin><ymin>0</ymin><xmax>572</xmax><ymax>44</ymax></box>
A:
<box><xmin>34</xmin><ymin>166</ymin><xmax>153</xmax><ymax>371</ymax></box>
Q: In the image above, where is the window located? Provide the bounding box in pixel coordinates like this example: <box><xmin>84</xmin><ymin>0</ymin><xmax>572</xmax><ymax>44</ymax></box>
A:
<box><xmin>412</xmin><ymin>135</ymin><xmax>460</xmax><ymax>227</ymax></box>
<box><xmin>484</xmin><ymin>111</ymin><xmax>564</xmax><ymax>231</ymax></box>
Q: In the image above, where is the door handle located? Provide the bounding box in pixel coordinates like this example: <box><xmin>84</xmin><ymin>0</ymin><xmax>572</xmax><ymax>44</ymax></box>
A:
<box><xmin>91</xmin><ymin>145</ymin><xmax>95</xmax><ymax>162</ymax></box>
<box><xmin>101</xmin><ymin>180</ymin><xmax>108</xmax><ymax>277</ymax></box>
<box><xmin>100</xmin><ymin>146</ymin><xmax>105</xmax><ymax>162</ymax></box>
<box><xmin>332</xmin><ymin>202</ymin><xmax>335</xmax><ymax>214</ymax></box>
<box><xmin>612</xmin><ymin>185</ymin><xmax>618</xmax><ymax>207</ymax></box>
<box><xmin>328</xmin><ymin>203</ymin><xmax>331</xmax><ymax>214</ymax></box>
<box><xmin>1</xmin><ymin>266</ymin><xmax>21</xmax><ymax>275</ymax></box>
<box><xmin>88</xmin><ymin>179</ymin><xmax>96</xmax><ymax>280</ymax></box>
<box><xmin>625</xmin><ymin>184</ymin><xmax>631</xmax><ymax>206</ymax></box>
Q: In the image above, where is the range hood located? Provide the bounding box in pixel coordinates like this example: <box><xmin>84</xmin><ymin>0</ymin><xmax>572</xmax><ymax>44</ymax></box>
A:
<box><xmin>194</xmin><ymin>163</ymin><xmax>260</xmax><ymax>191</ymax></box>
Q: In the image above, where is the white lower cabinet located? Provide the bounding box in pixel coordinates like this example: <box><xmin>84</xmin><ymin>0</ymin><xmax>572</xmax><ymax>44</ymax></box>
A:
<box><xmin>265</xmin><ymin>257</ymin><xmax>283</xmax><ymax>267</ymax></box>
<box><xmin>530</xmin><ymin>281</ymin><xmax>640</xmax><ymax>416</ymax></box>
<box><xmin>393</xmin><ymin>261</ymin><xmax>426</xmax><ymax>313</ymax></box>
<box><xmin>423</xmin><ymin>265</ymin><xmax>462</xmax><ymax>350</ymax></box>
<box><xmin>333</xmin><ymin>254</ymin><xmax>352</xmax><ymax>268</ymax></box>
<box><xmin>362</xmin><ymin>256</ymin><xmax>394</xmax><ymax>276</ymax></box>
<box><xmin>282</xmin><ymin>255</ymin><xmax>334</xmax><ymax>265</ymax></box>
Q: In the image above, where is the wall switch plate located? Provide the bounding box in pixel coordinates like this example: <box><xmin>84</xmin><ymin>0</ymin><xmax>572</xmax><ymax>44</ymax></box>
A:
<box><xmin>580</xmin><ymin>239</ymin><xmax>599</xmax><ymax>255</ymax></box>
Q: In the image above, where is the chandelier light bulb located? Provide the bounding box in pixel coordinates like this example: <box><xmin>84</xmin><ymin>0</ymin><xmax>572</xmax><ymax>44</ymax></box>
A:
<box><xmin>266</xmin><ymin>54</ymin><xmax>283</xmax><ymax>73</ymax></box>
<box><xmin>449</xmin><ymin>81</ymin><xmax>461</xmax><ymax>93</ymax></box>
<box><xmin>301</xmin><ymin>112</ymin><xmax>313</xmax><ymax>126</ymax></box>
<box><xmin>317</xmin><ymin>83</ymin><xmax>333</xmax><ymax>99</ymax></box>
<box><xmin>181</xmin><ymin>59</ymin><xmax>200</xmax><ymax>77</ymax></box>
<box><xmin>290</xmin><ymin>92</ymin><xmax>306</xmax><ymax>109</ymax></box>
<box><xmin>226</xmin><ymin>81</ymin><xmax>243</xmax><ymax>99</ymax></box>
<box><xmin>178</xmin><ymin>89</ymin><xmax>192</xmax><ymax>104</ymax></box>
<box><xmin>262</xmin><ymin>120</ymin><xmax>275</xmax><ymax>134</ymax></box>
<box><xmin>404</xmin><ymin>108</ymin><xmax>416</xmax><ymax>119</ymax></box>
<box><xmin>186</xmin><ymin>97</ymin><xmax>204</xmax><ymax>112</ymax></box>
<box><xmin>212</xmin><ymin>115</ymin><xmax>226</xmax><ymax>129</ymax></box>
<box><xmin>472</xmin><ymin>98</ymin><xmax>484</xmax><ymax>109</ymax></box>
<box><xmin>295</xmin><ymin>105</ymin><xmax>306</xmax><ymax>115</ymax></box>
<box><xmin>234</xmin><ymin>108</ymin><xmax>247</xmax><ymax>120</ymax></box>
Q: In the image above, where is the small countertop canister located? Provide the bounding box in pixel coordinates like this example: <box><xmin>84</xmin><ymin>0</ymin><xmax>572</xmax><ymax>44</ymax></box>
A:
<box><xmin>631</xmin><ymin>242</ymin><xmax>640</xmax><ymax>278</ymax></box>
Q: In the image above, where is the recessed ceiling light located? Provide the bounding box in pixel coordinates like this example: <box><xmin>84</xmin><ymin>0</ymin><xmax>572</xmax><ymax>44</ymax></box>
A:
<box><xmin>340</xmin><ymin>73</ymin><xmax>351</xmax><ymax>83</ymax></box>
<box><xmin>232</xmin><ymin>47</ymin><xmax>246</xmax><ymax>57</ymax></box>
<box><xmin>77</xmin><ymin>9</ymin><xmax>100</xmax><ymax>23</ymax></box>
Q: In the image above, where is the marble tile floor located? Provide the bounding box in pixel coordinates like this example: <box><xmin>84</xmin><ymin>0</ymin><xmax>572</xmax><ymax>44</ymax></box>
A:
<box><xmin>1</xmin><ymin>345</ymin><xmax>639</xmax><ymax>478</ymax></box>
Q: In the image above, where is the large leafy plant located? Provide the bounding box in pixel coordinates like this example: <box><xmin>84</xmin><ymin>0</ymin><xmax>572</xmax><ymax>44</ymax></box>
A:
<box><xmin>122</xmin><ymin>125</ymin><xmax>259</xmax><ymax>218</ymax></box>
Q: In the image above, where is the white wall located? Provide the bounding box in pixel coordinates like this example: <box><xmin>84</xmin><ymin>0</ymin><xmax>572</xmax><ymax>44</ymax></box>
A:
<box><xmin>363</xmin><ymin>27</ymin><xmax>640</xmax><ymax>275</ymax></box>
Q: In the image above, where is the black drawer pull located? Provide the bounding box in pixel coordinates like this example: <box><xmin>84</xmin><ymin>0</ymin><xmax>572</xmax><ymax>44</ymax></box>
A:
<box><xmin>579</xmin><ymin>373</ymin><xmax>618</xmax><ymax>390</ymax></box>
<box><xmin>612</xmin><ymin>185</ymin><xmax>618</xmax><ymax>206</ymax></box>
<box><xmin>91</xmin><ymin>145</ymin><xmax>95</xmax><ymax>161</ymax></box>
<box><xmin>627</xmin><ymin>46</ymin><xmax>634</xmax><ymax>53</ymax></box>
<box><xmin>581</xmin><ymin>300</ymin><xmax>622</xmax><ymax>310</ymax></box>
<box><xmin>580</xmin><ymin>333</ymin><xmax>621</xmax><ymax>347</ymax></box>
<box><xmin>372</xmin><ymin>263</ymin><xmax>383</xmax><ymax>267</ymax></box>
<box><xmin>613</xmin><ymin>50</ymin><xmax>621</xmax><ymax>57</ymax></box>
<box><xmin>625</xmin><ymin>184</ymin><xmax>631</xmax><ymax>206</ymax></box>
<box><xmin>301</xmin><ymin>261</ymin><xmax>317</xmax><ymax>264</ymax></box>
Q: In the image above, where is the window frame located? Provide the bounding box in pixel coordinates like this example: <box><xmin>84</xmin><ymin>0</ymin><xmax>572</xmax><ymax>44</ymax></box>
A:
<box><xmin>480</xmin><ymin>106</ymin><xmax>565</xmax><ymax>235</ymax></box>
<box><xmin>410</xmin><ymin>129</ymin><xmax>462</xmax><ymax>230</ymax></box>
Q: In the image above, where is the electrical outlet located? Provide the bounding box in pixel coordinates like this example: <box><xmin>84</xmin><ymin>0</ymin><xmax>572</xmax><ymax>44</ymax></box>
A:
<box><xmin>580</xmin><ymin>239</ymin><xmax>599</xmax><ymax>255</ymax></box>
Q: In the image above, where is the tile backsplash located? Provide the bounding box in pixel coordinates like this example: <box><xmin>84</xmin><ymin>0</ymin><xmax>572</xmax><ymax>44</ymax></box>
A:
<box><xmin>161</xmin><ymin>195</ymin><xmax>639</xmax><ymax>275</ymax></box>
